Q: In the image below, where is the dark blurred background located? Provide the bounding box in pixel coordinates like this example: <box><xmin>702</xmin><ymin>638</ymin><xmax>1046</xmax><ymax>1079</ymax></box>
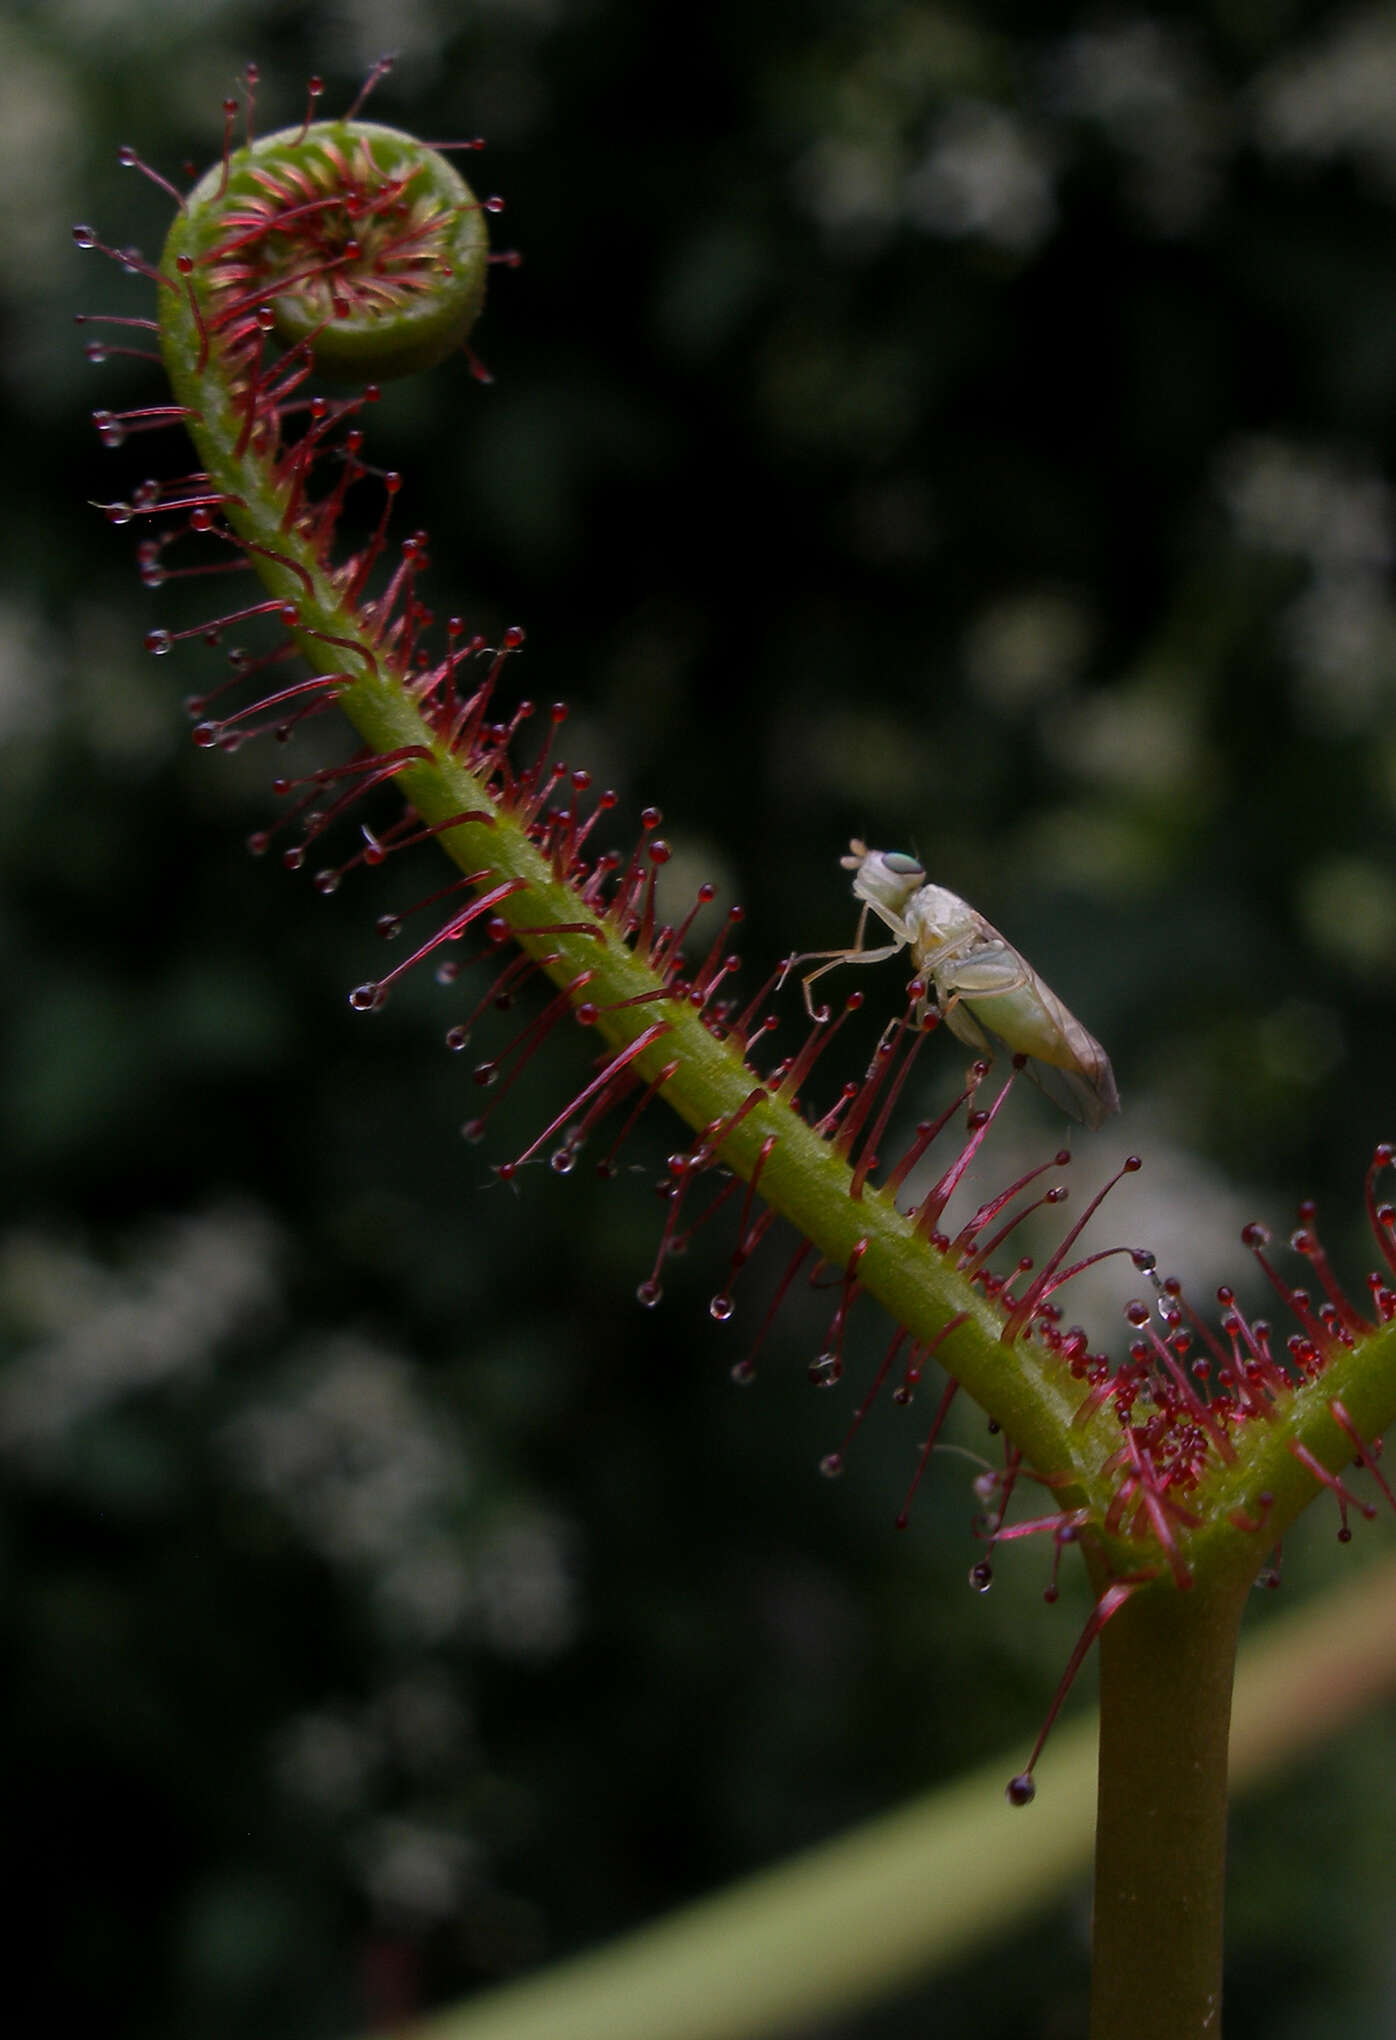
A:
<box><xmin>6</xmin><ymin>1</ymin><xmax>1396</xmax><ymax>2035</ymax></box>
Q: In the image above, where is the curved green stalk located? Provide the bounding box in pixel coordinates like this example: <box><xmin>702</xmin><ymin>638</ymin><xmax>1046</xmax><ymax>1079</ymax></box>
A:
<box><xmin>149</xmin><ymin>113</ymin><xmax>1396</xmax><ymax>1591</ymax></box>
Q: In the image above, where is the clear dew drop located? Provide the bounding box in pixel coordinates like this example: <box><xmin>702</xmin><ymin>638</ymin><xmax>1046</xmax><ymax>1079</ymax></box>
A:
<box><xmin>807</xmin><ymin>1351</ymin><xmax>843</xmax><ymax>1389</ymax></box>
<box><xmin>444</xmin><ymin>1025</ymin><xmax>469</xmax><ymax>1052</ymax></box>
<box><xmin>635</xmin><ymin>1278</ymin><xmax>663</xmax><ymax>1308</ymax></box>
<box><xmin>969</xmin><ymin>1560</ymin><xmax>994</xmax><ymax>1593</ymax></box>
<box><xmin>819</xmin><ymin>1452</ymin><xmax>844</xmax><ymax>1479</ymax></box>
<box><xmin>144</xmin><ymin>628</ymin><xmax>171</xmax><ymax>656</ymax></box>
<box><xmin>730</xmin><ymin>1358</ymin><xmax>756</xmax><ymax>1387</ymax></box>
<box><xmin>708</xmin><ymin>1293</ymin><xmax>734</xmax><ymax>1323</ymax></box>
<box><xmin>72</xmin><ymin>222</ymin><xmax>99</xmax><ymax>249</ymax></box>
<box><xmin>549</xmin><ymin>1147</ymin><xmax>576</xmax><ymax>1175</ymax></box>
<box><xmin>104</xmin><ymin>502</ymin><xmax>132</xmax><ymax>526</ymax></box>
<box><xmin>460</xmin><ymin>1118</ymin><xmax>485</xmax><ymax>1145</ymax></box>
<box><xmin>348</xmin><ymin>982</ymin><xmax>385</xmax><ymax>1012</ymax></box>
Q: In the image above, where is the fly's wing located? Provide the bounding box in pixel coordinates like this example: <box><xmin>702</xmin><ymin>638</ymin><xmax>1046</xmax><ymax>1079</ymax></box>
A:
<box><xmin>932</xmin><ymin>933</ymin><xmax>1120</xmax><ymax>1130</ymax></box>
<box><xmin>1020</xmin><ymin>1043</ymin><xmax>1119</xmax><ymax>1130</ymax></box>
<box><xmin>1012</xmin><ymin>970</ymin><xmax>1119</xmax><ymax>1129</ymax></box>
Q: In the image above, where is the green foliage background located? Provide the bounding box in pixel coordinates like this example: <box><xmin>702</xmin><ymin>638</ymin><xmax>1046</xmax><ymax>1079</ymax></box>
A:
<box><xmin>5</xmin><ymin>1</ymin><xmax>1396</xmax><ymax>2034</ymax></box>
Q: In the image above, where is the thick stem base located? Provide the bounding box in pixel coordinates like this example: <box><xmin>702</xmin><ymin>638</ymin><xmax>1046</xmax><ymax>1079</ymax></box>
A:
<box><xmin>1089</xmin><ymin>1567</ymin><xmax>1252</xmax><ymax>2040</ymax></box>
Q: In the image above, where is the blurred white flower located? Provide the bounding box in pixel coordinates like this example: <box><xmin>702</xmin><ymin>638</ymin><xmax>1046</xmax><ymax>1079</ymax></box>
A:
<box><xmin>1252</xmin><ymin>4</ymin><xmax>1396</xmax><ymax>194</ymax></box>
<box><xmin>906</xmin><ymin>100</ymin><xmax>1056</xmax><ymax>255</ymax></box>
<box><xmin>1047</xmin><ymin>19</ymin><xmax>1227</xmax><ymax>232</ymax></box>
<box><xmin>0</xmin><ymin>1206</ymin><xmax>278</xmax><ymax>1450</ymax></box>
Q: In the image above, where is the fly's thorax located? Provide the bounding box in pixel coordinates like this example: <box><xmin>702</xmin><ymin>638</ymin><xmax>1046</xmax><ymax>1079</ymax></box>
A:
<box><xmin>904</xmin><ymin>883</ymin><xmax>984</xmax><ymax>955</ymax></box>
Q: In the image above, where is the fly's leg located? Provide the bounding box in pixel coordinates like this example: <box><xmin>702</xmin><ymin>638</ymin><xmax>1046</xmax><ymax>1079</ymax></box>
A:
<box><xmin>780</xmin><ymin>902</ymin><xmax>910</xmax><ymax>1019</ymax></box>
<box><xmin>797</xmin><ymin>939</ymin><xmax>907</xmax><ymax>1019</ymax></box>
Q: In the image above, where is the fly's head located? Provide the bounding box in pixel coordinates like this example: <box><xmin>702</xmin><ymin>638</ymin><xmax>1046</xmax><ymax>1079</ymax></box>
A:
<box><xmin>843</xmin><ymin>841</ymin><xmax>926</xmax><ymax>922</ymax></box>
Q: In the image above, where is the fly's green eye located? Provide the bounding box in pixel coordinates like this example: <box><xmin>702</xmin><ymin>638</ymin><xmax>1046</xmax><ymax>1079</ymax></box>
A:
<box><xmin>885</xmin><ymin>853</ymin><xmax>924</xmax><ymax>877</ymax></box>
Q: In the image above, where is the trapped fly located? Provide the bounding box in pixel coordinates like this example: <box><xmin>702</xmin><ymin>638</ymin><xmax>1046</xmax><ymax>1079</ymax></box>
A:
<box><xmin>789</xmin><ymin>840</ymin><xmax>1119</xmax><ymax>1130</ymax></box>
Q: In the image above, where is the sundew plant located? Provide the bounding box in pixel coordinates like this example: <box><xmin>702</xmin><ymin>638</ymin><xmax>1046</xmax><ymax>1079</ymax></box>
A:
<box><xmin>67</xmin><ymin>44</ymin><xmax>1396</xmax><ymax>2040</ymax></box>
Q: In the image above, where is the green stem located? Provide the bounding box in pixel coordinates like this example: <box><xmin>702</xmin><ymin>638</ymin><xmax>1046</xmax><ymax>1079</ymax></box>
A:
<box><xmin>1089</xmin><ymin>1559</ymin><xmax>1252</xmax><ymax>2040</ymax></box>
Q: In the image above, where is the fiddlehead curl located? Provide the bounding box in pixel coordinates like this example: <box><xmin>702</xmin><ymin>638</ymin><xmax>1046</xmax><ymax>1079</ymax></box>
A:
<box><xmin>172</xmin><ymin>120</ymin><xmax>492</xmax><ymax>381</ymax></box>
